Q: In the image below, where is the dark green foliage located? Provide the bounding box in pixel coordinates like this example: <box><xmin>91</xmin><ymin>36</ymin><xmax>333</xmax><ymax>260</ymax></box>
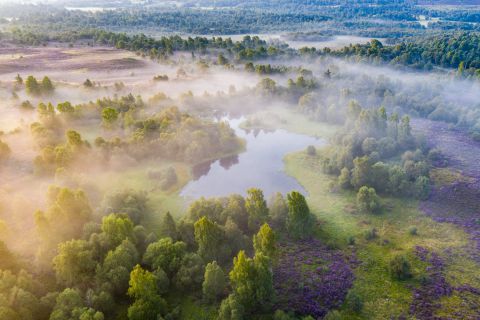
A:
<box><xmin>159</xmin><ymin>212</ymin><xmax>178</xmax><ymax>240</ymax></box>
<box><xmin>389</xmin><ymin>255</ymin><xmax>412</xmax><ymax>280</ymax></box>
<box><xmin>364</xmin><ymin>228</ymin><xmax>377</xmax><ymax>240</ymax></box>
<box><xmin>346</xmin><ymin>291</ymin><xmax>363</xmax><ymax>313</ymax></box>
<box><xmin>143</xmin><ymin>237</ymin><xmax>186</xmax><ymax>277</ymax></box>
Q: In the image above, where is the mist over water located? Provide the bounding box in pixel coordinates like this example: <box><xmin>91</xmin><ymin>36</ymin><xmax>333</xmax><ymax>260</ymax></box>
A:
<box><xmin>180</xmin><ymin>117</ymin><xmax>324</xmax><ymax>199</ymax></box>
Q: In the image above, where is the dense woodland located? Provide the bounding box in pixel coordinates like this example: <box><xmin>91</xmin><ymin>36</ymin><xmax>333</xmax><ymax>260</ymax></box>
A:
<box><xmin>1</xmin><ymin>1</ymin><xmax>480</xmax><ymax>319</ymax></box>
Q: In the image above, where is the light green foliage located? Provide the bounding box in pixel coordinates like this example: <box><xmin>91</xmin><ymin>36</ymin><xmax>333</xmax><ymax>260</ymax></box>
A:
<box><xmin>143</xmin><ymin>237</ymin><xmax>186</xmax><ymax>277</ymax></box>
<box><xmin>286</xmin><ymin>191</ymin><xmax>315</xmax><ymax>239</ymax></box>
<box><xmin>351</xmin><ymin>156</ymin><xmax>371</xmax><ymax>190</ymax></box>
<box><xmin>101</xmin><ymin>107</ymin><xmax>119</xmax><ymax>128</ymax></box>
<box><xmin>228</xmin><ymin>251</ymin><xmax>273</xmax><ymax>314</ymax></box>
<box><xmin>202</xmin><ymin>261</ymin><xmax>226</xmax><ymax>303</ymax></box>
<box><xmin>53</xmin><ymin>239</ymin><xmax>96</xmax><ymax>288</ymax></box>
<box><xmin>25</xmin><ymin>75</ymin><xmax>40</xmax><ymax>95</ymax></box>
<box><xmin>57</xmin><ymin>101</ymin><xmax>75</xmax><ymax>114</ymax></box>
<box><xmin>356</xmin><ymin>186</ymin><xmax>381</xmax><ymax>214</ymax></box>
<box><xmin>245</xmin><ymin>188</ymin><xmax>269</xmax><ymax>232</ymax></box>
<box><xmin>101</xmin><ymin>213</ymin><xmax>135</xmax><ymax>249</ymax></box>
<box><xmin>194</xmin><ymin>216</ymin><xmax>225</xmax><ymax>263</ymax></box>
<box><xmin>253</xmin><ymin>223</ymin><xmax>276</xmax><ymax>258</ymax></box>
<box><xmin>127</xmin><ymin>265</ymin><xmax>166</xmax><ymax>320</ymax></box>
<box><xmin>35</xmin><ymin>186</ymin><xmax>92</xmax><ymax>249</ymax></box>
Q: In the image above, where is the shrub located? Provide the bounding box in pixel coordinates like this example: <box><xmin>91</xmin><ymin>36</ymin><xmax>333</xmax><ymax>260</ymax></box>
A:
<box><xmin>306</xmin><ymin>145</ymin><xmax>316</xmax><ymax>156</ymax></box>
<box><xmin>346</xmin><ymin>291</ymin><xmax>363</xmax><ymax>313</ymax></box>
<box><xmin>389</xmin><ymin>255</ymin><xmax>412</xmax><ymax>280</ymax></box>
<box><xmin>408</xmin><ymin>226</ymin><xmax>418</xmax><ymax>236</ymax></box>
<box><xmin>364</xmin><ymin>228</ymin><xmax>377</xmax><ymax>240</ymax></box>
<box><xmin>356</xmin><ymin>186</ymin><xmax>381</xmax><ymax>214</ymax></box>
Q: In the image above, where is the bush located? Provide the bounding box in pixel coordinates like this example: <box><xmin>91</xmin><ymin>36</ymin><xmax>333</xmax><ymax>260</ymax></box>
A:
<box><xmin>356</xmin><ymin>186</ymin><xmax>381</xmax><ymax>214</ymax></box>
<box><xmin>408</xmin><ymin>226</ymin><xmax>418</xmax><ymax>236</ymax></box>
<box><xmin>364</xmin><ymin>228</ymin><xmax>377</xmax><ymax>240</ymax></box>
<box><xmin>306</xmin><ymin>145</ymin><xmax>316</xmax><ymax>156</ymax></box>
<box><xmin>347</xmin><ymin>236</ymin><xmax>356</xmax><ymax>246</ymax></box>
<box><xmin>389</xmin><ymin>255</ymin><xmax>412</xmax><ymax>280</ymax></box>
<box><xmin>346</xmin><ymin>291</ymin><xmax>363</xmax><ymax>313</ymax></box>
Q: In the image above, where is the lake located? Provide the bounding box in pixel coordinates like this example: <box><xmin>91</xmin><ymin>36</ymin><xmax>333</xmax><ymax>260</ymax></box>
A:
<box><xmin>180</xmin><ymin>117</ymin><xmax>325</xmax><ymax>200</ymax></box>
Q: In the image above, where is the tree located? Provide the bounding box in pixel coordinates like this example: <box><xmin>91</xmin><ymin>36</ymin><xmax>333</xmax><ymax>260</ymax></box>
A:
<box><xmin>41</xmin><ymin>76</ymin><xmax>54</xmax><ymax>94</ymax></box>
<box><xmin>356</xmin><ymin>186</ymin><xmax>381</xmax><ymax>214</ymax></box>
<box><xmin>338</xmin><ymin>167</ymin><xmax>351</xmax><ymax>189</ymax></box>
<box><xmin>15</xmin><ymin>74</ymin><xmax>23</xmax><ymax>85</ymax></box>
<box><xmin>413</xmin><ymin>176</ymin><xmax>430</xmax><ymax>200</ymax></box>
<box><xmin>174</xmin><ymin>252</ymin><xmax>205</xmax><ymax>291</ymax></box>
<box><xmin>159</xmin><ymin>212</ymin><xmax>177</xmax><ymax>240</ymax></box>
<box><xmin>143</xmin><ymin>237</ymin><xmax>186</xmax><ymax>277</ymax></box>
<box><xmin>53</xmin><ymin>239</ymin><xmax>96</xmax><ymax>288</ymax></box>
<box><xmin>100</xmin><ymin>239</ymin><xmax>139</xmax><ymax>295</ymax></box>
<box><xmin>84</xmin><ymin>79</ymin><xmax>94</xmax><ymax>88</ymax></box>
<box><xmin>203</xmin><ymin>261</ymin><xmax>226</xmax><ymax>302</ymax></box>
<box><xmin>194</xmin><ymin>216</ymin><xmax>225</xmax><ymax>263</ymax></box>
<box><xmin>229</xmin><ymin>251</ymin><xmax>273</xmax><ymax>314</ymax></box>
<box><xmin>101</xmin><ymin>213</ymin><xmax>135</xmax><ymax>249</ymax></box>
<box><xmin>101</xmin><ymin>107</ymin><xmax>119</xmax><ymax>128</ymax></box>
<box><xmin>351</xmin><ymin>156</ymin><xmax>371</xmax><ymax>189</ymax></box>
<box><xmin>253</xmin><ymin>223</ymin><xmax>276</xmax><ymax>258</ymax></box>
<box><xmin>286</xmin><ymin>191</ymin><xmax>315</xmax><ymax>239</ymax></box>
<box><xmin>25</xmin><ymin>75</ymin><xmax>40</xmax><ymax>96</ymax></box>
<box><xmin>127</xmin><ymin>265</ymin><xmax>166</xmax><ymax>320</ymax></box>
<box><xmin>218</xmin><ymin>294</ymin><xmax>244</xmax><ymax>320</ymax></box>
<box><xmin>269</xmin><ymin>193</ymin><xmax>288</xmax><ymax>229</ymax></box>
<box><xmin>245</xmin><ymin>188</ymin><xmax>269</xmax><ymax>232</ymax></box>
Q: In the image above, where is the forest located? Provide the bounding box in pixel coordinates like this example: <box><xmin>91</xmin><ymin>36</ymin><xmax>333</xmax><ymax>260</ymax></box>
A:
<box><xmin>1</xmin><ymin>1</ymin><xmax>480</xmax><ymax>320</ymax></box>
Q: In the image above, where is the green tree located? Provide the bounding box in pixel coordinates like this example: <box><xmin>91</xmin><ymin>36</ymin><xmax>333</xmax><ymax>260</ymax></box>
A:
<box><xmin>100</xmin><ymin>239</ymin><xmax>139</xmax><ymax>295</ymax></box>
<box><xmin>218</xmin><ymin>294</ymin><xmax>244</xmax><ymax>320</ymax></box>
<box><xmin>15</xmin><ymin>74</ymin><xmax>23</xmax><ymax>85</ymax></box>
<box><xmin>159</xmin><ymin>212</ymin><xmax>177</xmax><ymax>240</ymax></box>
<box><xmin>229</xmin><ymin>251</ymin><xmax>273</xmax><ymax>314</ymax></box>
<box><xmin>269</xmin><ymin>192</ymin><xmax>288</xmax><ymax>229</ymax></box>
<box><xmin>174</xmin><ymin>252</ymin><xmax>205</xmax><ymax>291</ymax></box>
<box><xmin>101</xmin><ymin>107</ymin><xmax>119</xmax><ymax>128</ymax></box>
<box><xmin>194</xmin><ymin>216</ymin><xmax>225</xmax><ymax>263</ymax></box>
<box><xmin>127</xmin><ymin>265</ymin><xmax>166</xmax><ymax>320</ymax></box>
<box><xmin>143</xmin><ymin>237</ymin><xmax>186</xmax><ymax>277</ymax></box>
<box><xmin>338</xmin><ymin>167</ymin><xmax>351</xmax><ymax>189</ymax></box>
<box><xmin>202</xmin><ymin>261</ymin><xmax>226</xmax><ymax>303</ymax></box>
<box><xmin>253</xmin><ymin>223</ymin><xmax>276</xmax><ymax>258</ymax></box>
<box><xmin>25</xmin><ymin>75</ymin><xmax>40</xmax><ymax>96</ymax></box>
<box><xmin>245</xmin><ymin>188</ymin><xmax>269</xmax><ymax>232</ymax></box>
<box><xmin>356</xmin><ymin>186</ymin><xmax>381</xmax><ymax>214</ymax></box>
<box><xmin>41</xmin><ymin>76</ymin><xmax>54</xmax><ymax>94</ymax></box>
<box><xmin>286</xmin><ymin>191</ymin><xmax>314</xmax><ymax>239</ymax></box>
<box><xmin>351</xmin><ymin>156</ymin><xmax>371</xmax><ymax>189</ymax></box>
<box><xmin>101</xmin><ymin>213</ymin><xmax>135</xmax><ymax>249</ymax></box>
<box><xmin>53</xmin><ymin>239</ymin><xmax>96</xmax><ymax>288</ymax></box>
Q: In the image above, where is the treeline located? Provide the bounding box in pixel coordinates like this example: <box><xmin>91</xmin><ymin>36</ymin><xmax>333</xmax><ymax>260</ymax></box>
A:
<box><xmin>0</xmin><ymin>186</ymin><xmax>319</xmax><ymax>320</ymax></box>
<box><xmin>328</xmin><ymin>33</ymin><xmax>480</xmax><ymax>77</ymax></box>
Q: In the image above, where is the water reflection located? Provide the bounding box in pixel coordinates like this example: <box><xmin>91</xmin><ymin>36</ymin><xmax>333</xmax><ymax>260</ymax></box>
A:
<box><xmin>181</xmin><ymin>117</ymin><xmax>325</xmax><ymax>200</ymax></box>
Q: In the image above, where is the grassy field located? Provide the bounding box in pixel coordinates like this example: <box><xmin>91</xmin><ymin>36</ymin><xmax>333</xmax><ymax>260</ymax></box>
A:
<box><xmin>283</xmin><ymin>151</ymin><xmax>480</xmax><ymax>319</ymax></box>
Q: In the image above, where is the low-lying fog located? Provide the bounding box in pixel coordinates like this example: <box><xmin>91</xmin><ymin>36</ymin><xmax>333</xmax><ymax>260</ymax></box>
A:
<box><xmin>1</xmin><ymin>42</ymin><xmax>480</xmax><ymax>258</ymax></box>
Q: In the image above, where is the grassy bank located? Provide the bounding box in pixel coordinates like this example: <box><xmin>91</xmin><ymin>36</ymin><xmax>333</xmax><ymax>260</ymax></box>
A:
<box><xmin>284</xmin><ymin>151</ymin><xmax>480</xmax><ymax>319</ymax></box>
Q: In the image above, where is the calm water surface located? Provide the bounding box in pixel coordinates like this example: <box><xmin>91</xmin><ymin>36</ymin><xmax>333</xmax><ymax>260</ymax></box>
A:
<box><xmin>180</xmin><ymin>117</ymin><xmax>325</xmax><ymax>199</ymax></box>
